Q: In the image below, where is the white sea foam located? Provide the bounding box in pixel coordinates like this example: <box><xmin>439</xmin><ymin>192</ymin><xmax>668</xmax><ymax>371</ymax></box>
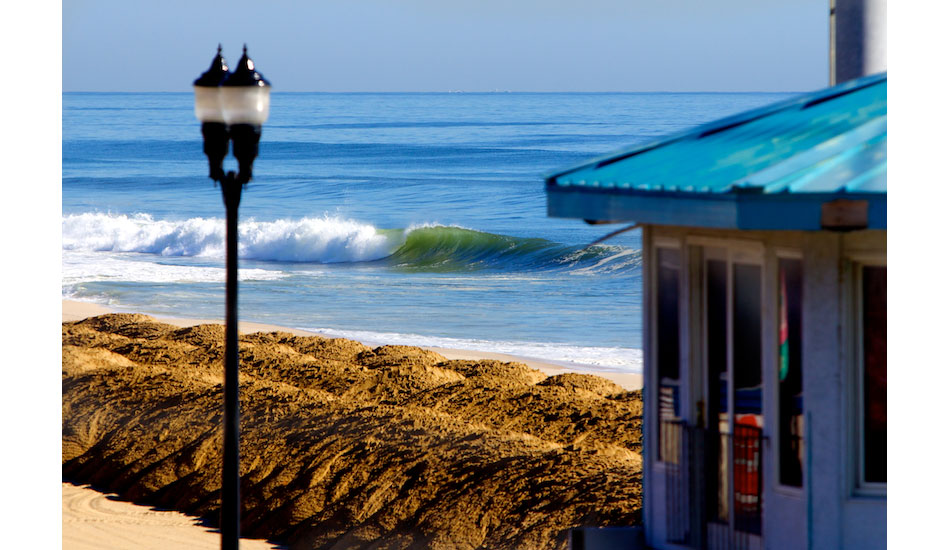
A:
<box><xmin>62</xmin><ymin>213</ymin><xmax>224</xmax><ymax>257</ymax></box>
<box><xmin>239</xmin><ymin>217</ymin><xmax>396</xmax><ymax>262</ymax></box>
<box><xmin>303</xmin><ymin>327</ymin><xmax>643</xmax><ymax>373</ymax></box>
<box><xmin>403</xmin><ymin>221</ymin><xmax>471</xmax><ymax>233</ymax></box>
<box><xmin>62</xmin><ymin>250</ymin><xmax>287</xmax><ymax>285</ymax></box>
<box><xmin>569</xmin><ymin>248</ymin><xmax>640</xmax><ymax>275</ymax></box>
<box><xmin>62</xmin><ymin>212</ymin><xmax>400</xmax><ymax>263</ymax></box>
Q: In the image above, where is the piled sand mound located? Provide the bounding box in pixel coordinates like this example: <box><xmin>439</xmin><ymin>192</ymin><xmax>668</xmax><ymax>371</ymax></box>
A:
<box><xmin>63</xmin><ymin>314</ymin><xmax>642</xmax><ymax>550</ymax></box>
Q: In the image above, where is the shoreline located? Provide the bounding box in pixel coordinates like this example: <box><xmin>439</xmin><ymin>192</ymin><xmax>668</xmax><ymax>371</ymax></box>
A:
<box><xmin>62</xmin><ymin>299</ymin><xmax>642</xmax><ymax>390</ymax></box>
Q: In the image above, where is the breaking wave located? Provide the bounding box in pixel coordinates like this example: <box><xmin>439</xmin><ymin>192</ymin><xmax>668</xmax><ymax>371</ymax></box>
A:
<box><xmin>62</xmin><ymin>213</ymin><xmax>640</xmax><ymax>274</ymax></box>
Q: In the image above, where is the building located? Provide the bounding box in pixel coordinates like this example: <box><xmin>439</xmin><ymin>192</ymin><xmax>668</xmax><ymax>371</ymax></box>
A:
<box><xmin>548</xmin><ymin>4</ymin><xmax>886</xmax><ymax>547</ymax></box>
<box><xmin>549</xmin><ymin>73</ymin><xmax>885</xmax><ymax>550</ymax></box>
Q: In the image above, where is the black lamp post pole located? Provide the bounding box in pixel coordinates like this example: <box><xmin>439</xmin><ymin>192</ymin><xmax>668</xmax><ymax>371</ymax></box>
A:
<box><xmin>221</xmin><ymin>170</ymin><xmax>242</xmax><ymax>550</ymax></box>
<box><xmin>221</xmin><ymin>131</ymin><xmax>257</xmax><ymax>549</ymax></box>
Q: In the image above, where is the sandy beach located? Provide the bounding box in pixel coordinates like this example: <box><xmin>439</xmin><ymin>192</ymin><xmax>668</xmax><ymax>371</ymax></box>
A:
<box><xmin>63</xmin><ymin>302</ymin><xmax>291</xmax><ymax>550</ymax></box>
<box><xmin>63</xmin><ymin>482</ymin><xmax>284</xmax><ymax>549</ymax></box>
<box><xmin>62</xmin><ymin>303</ymin><xmax>643</xmax><ymax>549</ymax></box>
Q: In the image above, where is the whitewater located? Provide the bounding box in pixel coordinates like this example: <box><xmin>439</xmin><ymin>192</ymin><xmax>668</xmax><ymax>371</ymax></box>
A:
<box><xmin>63</xmin><ymin>213</ymin><xmax>397</xmax><ymax>263</ymax></box>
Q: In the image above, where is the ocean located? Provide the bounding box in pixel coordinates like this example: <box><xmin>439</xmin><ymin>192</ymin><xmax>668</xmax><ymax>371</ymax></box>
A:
<box><xmin>63</xmin><ymin>91</ymin><xmax>794</xmax><ymax>374</ymax></box>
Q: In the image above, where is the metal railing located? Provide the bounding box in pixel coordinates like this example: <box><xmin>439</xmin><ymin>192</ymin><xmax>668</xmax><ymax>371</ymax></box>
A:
<box><xmin>661</xmin><ymin>420</ymin><xmax>765</xmax><ymax>550</ymax></box>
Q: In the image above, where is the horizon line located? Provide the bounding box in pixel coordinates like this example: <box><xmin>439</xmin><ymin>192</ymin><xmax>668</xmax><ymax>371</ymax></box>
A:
<box><xmin>63</xmin><ymin>89</ymin><xmax>810</xmax><ymax>95</ymax></box>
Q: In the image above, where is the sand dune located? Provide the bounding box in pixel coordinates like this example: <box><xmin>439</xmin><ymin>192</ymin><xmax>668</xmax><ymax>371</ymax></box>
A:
<box><xmin>62</xmin><ymin>312</ymin><xmax>643</xmax><ymax>549</ymax></box>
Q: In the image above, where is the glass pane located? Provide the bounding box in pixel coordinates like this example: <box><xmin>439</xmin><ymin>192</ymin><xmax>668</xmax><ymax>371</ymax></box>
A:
<box><xmin>705</xmin><ymin>258</ymin><xmax>729</xmax><ymax>522</ymax></box>
<box><xmin>657</xmin><ymin>248</ymin><xmax>681</xmax><ymax>382</ymax></box>
<box><xmin>656</xmin><ymin>247</ymin><xmax>681</xmax><ymax>461</ymax></box>
<box><xmin>778</xmin><ymin>259</ymin><xmax>804</xmax><ymax>487</ymax></box>
<box><xmin>707</xmin><ymin>259</ymin><xmax>728</xmax><ymax>425</ymax></box>
<box><xmin>863</xmin><ymin>266</ymin><xmax>886</xmax><ymax>483</ymax></box>
<box><xmin>732</xmin><ymin>263</ymin><xmax>762</xmax><ymax>533</ymax></box>
<box><xmin>733</xmin><ymin>263</ymin><xmax>763</xmax><ymax>422</ymax></box>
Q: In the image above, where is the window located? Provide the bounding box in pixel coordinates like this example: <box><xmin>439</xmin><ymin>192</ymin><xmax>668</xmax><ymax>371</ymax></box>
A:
<box><xmin>860</xmin><ymin>265</ymin><xmax>886</xmax><ymax>485</ymax></box>
<box><xmin>777</xmin><ymin>258</ymin><xmax>804</xmax><ymax>487</ymax></box>
<box><xmin>656</xmin><ymin>247</ymin><xmax>681</xmax><ymax>461</ymax></box>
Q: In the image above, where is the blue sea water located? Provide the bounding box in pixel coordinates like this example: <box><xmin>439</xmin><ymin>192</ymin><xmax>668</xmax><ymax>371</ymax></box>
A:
<box><xmin>63</xmin><ymin>91</ymin><xmax>793</xmax><ymax>373</ymax></box>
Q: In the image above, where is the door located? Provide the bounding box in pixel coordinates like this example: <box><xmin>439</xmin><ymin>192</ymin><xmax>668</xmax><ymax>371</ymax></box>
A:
<box><xmin>702</xmin><ymin>247</ymin><xmax>764</xmax><ymax>549</ymax></box>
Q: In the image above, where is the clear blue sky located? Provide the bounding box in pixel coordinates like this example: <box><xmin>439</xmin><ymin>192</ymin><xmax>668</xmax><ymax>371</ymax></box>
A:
<box><xmin>64</xmin><ymin>0</ymin><xmax>829</xmax><ymax>92</ymax></box>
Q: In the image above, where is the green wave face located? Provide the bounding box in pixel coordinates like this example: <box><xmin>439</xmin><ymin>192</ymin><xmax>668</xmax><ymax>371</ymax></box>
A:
<box><xmin>383</xmin><ymin>225</ymin><xmax>640</xmax><ymax>274</ymax></box>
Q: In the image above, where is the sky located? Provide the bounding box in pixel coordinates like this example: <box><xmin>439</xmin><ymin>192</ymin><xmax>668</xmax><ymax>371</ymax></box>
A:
<box><xmin>63</xmin><ymin>0</ymin><xmax>830</xmax><ymax>92</ymax></box>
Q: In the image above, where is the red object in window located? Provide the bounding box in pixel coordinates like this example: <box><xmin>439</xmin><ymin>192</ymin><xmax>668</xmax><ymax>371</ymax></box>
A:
<box><xmin>734</xmin><ymin>415</ymin><xmax>762</xmax><ymax>514</ymax></box>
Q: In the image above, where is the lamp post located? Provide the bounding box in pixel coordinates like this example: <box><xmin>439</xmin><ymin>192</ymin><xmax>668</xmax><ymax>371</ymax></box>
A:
<box><xmin>193</xmin><ymin>44</ymin><xmax>271</xmax><ymax>550</ymax></box>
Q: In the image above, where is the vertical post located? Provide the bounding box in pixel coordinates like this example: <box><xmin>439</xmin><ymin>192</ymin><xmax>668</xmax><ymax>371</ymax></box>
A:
<box><xmin>221</xmin><ymin>171</ymin><xmax>242</xmax><ymax>550</ymax></box>
<box><xmin>196</xmin><ymin>45</ymin><xmax>268</xmax><ymax>550</ymax></box>
<box><xmin>830</xmin><ymin>0</ymin><xmax>887</xmax><ymax>85</ymax></box>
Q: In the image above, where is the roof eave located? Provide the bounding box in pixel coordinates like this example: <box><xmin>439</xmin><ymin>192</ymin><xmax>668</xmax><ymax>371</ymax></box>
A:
<box><xmin>547</xmin><ymin>185</ymin><xmax>886</xmax><ymax>231</ymax></box>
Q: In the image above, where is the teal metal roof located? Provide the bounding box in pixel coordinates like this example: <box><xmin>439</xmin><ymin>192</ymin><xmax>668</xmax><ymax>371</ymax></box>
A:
<box><xmin>546</xmin><ymin>73</ymin><xmax>887</xmax><ymax>230</ymax></box>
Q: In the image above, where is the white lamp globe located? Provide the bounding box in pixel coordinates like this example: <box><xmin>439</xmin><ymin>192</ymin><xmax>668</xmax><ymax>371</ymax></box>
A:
<box><xmin>193</xmin><ymin>45</ymin><xmax>228</xmax><ymax>123</ymax></box>
<box><xmin>220</xmin><ymin>45</ymin><xmax>271</xmax><ymax>126</ymax></box>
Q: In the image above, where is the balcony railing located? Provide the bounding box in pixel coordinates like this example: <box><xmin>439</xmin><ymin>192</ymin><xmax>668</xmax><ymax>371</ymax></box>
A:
<box><xmin>661</xmin><ymin>420</ymin><xmax>765</xmax><ymax>550</ymax></box>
